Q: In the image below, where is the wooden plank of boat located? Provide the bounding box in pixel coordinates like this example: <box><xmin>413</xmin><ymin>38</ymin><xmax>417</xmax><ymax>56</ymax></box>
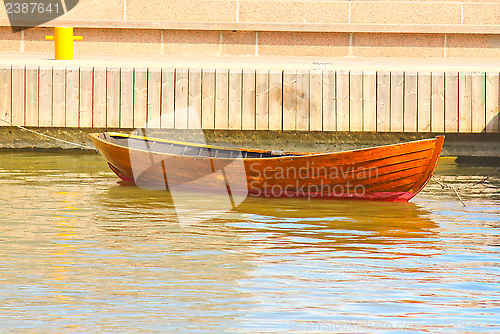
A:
<box><xmin>89</xmin><ymin>132</ymin><xmax>444</xmax><ymax>202</ymax></box>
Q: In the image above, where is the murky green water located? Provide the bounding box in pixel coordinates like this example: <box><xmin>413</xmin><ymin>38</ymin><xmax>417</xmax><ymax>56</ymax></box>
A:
<box><xmin>1</xmin><ymin>152</ymin><xmax>499</xmax><ymax>333</ymax></box>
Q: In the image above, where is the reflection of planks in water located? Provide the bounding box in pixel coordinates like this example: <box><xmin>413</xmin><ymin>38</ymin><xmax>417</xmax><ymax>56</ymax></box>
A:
<box><xmin>90</xmin><ymin>132</ymin><xmax>445</xmax><ymax>202</ymax></box>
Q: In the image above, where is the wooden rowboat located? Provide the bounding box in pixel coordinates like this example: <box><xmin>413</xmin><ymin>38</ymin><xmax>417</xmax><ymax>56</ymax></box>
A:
<box><xmin>89</xmin><ymin>132</ymin><xmax>444</xmax><ymax>202</ymax></box>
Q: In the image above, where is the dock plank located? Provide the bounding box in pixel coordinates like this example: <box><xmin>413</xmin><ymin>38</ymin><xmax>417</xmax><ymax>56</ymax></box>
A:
<box><xmin>0</xmin><ymin>66</ymin><xmax>11</xmax><ymax>126</ymax></box>
<box><xmin>309</xmin><ymin>70</ymin><xmax>322</xmax><ymax>131</ymax></box>
<box><xmin>25</xmin><ymin>66</ymin><xmax>39</xmax><ymax>127</ymax></box>
<box><xmin>322</xmin><ymin>70</ymin><xmax>336</xmax><ymax>131</ymax></box>
<box><xmin>215</xmin><ymin>69</ymin><xmax>229</xmax><ymax>129</ymax></box>
<box><xmin>363</xmin><ymin>71</ymin><xmax>377</xmax><ymax>132</ymax></box>
<box><xmin>228</xmin><ymin>69</ymin><xmax>242</xmax><ymax>130</ymax></box>
<box><xmin>38</xmin><ymin>66</ymin><xmax>52</xmax><ymax>127</ymax></box>
<box><xmin>256</xmin><ymin>70</ymin><xmax>269</xmax><ymax>130</ymax></box>
<box><xmin>404</xmin><ymin>71</ymin><xmax>418</xmax><ymax>132</ymax></box>
<box><xmin>188</xmin><ymin>68</ymin><xmax>202</xmax><ymax>129</ymax></box>
<box><xmin>268</xmin><ymin>69</ymin><xmax>283</xmax><ymax>131</ymax></box>
<box><xmin>296</xmin><ymin>70</ymin><xmax>309</xmax><ymax>131</ymax></box>
<box><xmin>161</xmin><ymin>68</ymin><xmax>175</xmax><ymax>129</ymax></box>
<box><xmin>390</xmin><ymin>71</ymin><xmax>404</xmax><ymax>132</ymax></box>
<box><xmin>11</xmin><ymin>65</ymin><xmax>26</xmax><ymax>127</ymax></box>
<box><xmin>283</xmin><ymin>70</ymin><xmax>297</xmax><ymax>131</ymax></box>
<box><xmin>93</xmin><ymin>67</ymin><xmax>107</xmax><ymax>128</ymax></box>
<box><xmin>336</xmin><ymin>70</ymin><xmax>350</xmax><ymax>131</ymax></box>
<box><xmin>79</xmin><ymin>67</ymin><xmax>93</xmax><ymax>128</ymax></box>
<box><xmin>445</xmin><ymin>72</ymin><xmax>459</xmax><ymax>133</ymax></box>
<box><xmin>377</xmin><ymin>71</ymin><xmax>390</xmax><ymax>132</ymax></box>
<box><xmin>242</xmin><ymin>69</ymin><xmax>256</xmax><ymax>130</ymax></box>
<box><xmin>134</xmin><ymin>68</ymin><xmax>148</xmax><ymax>128</ymax></box>
<box><xmin>175</xmin><ymin>68</ymin><xmax>189</xmax><ymax>129</ymax></box>
<box><xmin>147</xmin><ymin>68</ymin><xmax>161</xmax><ymax>128</ymax></box>
<box><xmin>459</xmin><ymin>73</ymin><xmax>472</xmax><ymax>133</ymax></box>
<box><xmin>106</xmin><ymin>67</ymin><xmax>121</xmax><ymax>128</ymax></box>
<box><xmin>486</xmin><ymin>72</ymin><xmax>500</xmax><ymax>133</ymax></box>
<box><xmin>119</xmin><ymin>68</ymin><xmax>133</xmax><ymax>128</ymax></box>
<box><xmin>472</xmin><ymin>72</ymin><xmax>486</xmax><ymax>133</ymax></box>
<box><xmin>350</xmin><ymin>71</ymin><xmax>363</xmax><ymax>132</ymax></box>
<box><xmin>65</xmin><ymin>66</ymin><xmax>80</xmax><ymax>128</ymax></box>
<box><xmin>417</xmin><ymin>72</ymin><xmax>431</xmax><ymax>132</ymax></box>
<box><xmin>52</xmin><ymin>67</ymin><xmax>66</xmax><ymax>127</ymax></box>
<box><xmin>431</xmin><ymin>72</ymin><xmax>445</xmax><ymax>133</ymax></box>
<box><xmin>201</xmin><ymin>69</ymin><xmax>216</xmax><ymax>130</ymax></box>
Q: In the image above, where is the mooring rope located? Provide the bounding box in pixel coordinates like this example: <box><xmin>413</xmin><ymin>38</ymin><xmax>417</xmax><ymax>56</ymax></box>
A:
<box><xmin>431</xmin><ymin>175</ymin><xmax>466</xmax><ymax>207</ymax></box>
<box><xmin>431</xmin><ymin>166</ymin><xmax>500</xmax><ymax>207</ymax></box>
<box><xmin>0</xmin><ymin>118</ymin><xmax>97</xmax><ymax>150</ymax></box>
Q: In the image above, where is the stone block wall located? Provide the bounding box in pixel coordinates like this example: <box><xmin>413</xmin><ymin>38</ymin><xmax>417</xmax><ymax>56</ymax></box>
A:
<box><xmin>1</xmin><ymin>0</ymin><xmax>500</xmax><ymax>58</ymax></box>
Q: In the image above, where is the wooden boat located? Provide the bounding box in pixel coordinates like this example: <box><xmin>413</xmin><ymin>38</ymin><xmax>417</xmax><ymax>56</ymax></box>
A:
<box><xmin>89</xmin><ymin>132</ymin><xmax>444</xmax><ymax>202</ymax></box>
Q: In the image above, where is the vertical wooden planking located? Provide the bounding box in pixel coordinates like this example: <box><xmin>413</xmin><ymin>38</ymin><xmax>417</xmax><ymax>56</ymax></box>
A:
<box><xmin>256</xmin><ymin>70</ymin><xmax>270</xmax><ymax>130</ymax></box>
<box><xmin>175</xmin><ymin>68</ymin><xmax>189</xmax><ymax>129</ymax></box>
<box><xmin>11</xmin><ymin>65</ymin><xmax>26</xmax><ymax>126</ymax></box>
<box><xmin>283</xmin><ymin>70</ymin><xmax>297</xmax><ymax>131</ymax></box>
<box><xmin>147</xmin><ymin>68</ymin><xmax>161</xmax><ymax>128</ymax></box>
<box><xmin>38</xmin><ymin>66</ymin><xmax>52</xmax><ymax>127</ymax></box>
<box><xmin>336</xmin><ymin>70</ymin><xmax>350</xmax><ymax>131</ymax></box>
<box><xmin>188</xmin><ymin>68</ymin><xmax>202</xmax><ymax>129</ymax></box>
<box><xmin>458</xmin><ymin>72</ymin><xmax>472</xmax><ymax>133</ymax></box>
<box><xmin>65</xmin><ymin>66</ymin><xmax>80</xmax><ymax>128</ymax></box>
<box><xmin>445</xmin><ymin>72</ymin><xmax>459</xmax><ymax>133</ymax></box>
<box><xmin>256</xmin><ymin>70</ymin><xmax>270</xmax><ymax>131</ymax></box>
<box><xmin>120</xmin><ymin>68</ymin><xmax>134</xmax><ymax>128</ymax></box>
<box><xmin>268</xmin><ymin>69</ymin><xmax>282</xmax><ymax>131</ymax></box>
<box><xmin>472</xmin><ymin>72</ymin><xmax>486</xmax><ymax>133</ymax></box>
<box><xmin>161</xmin><ymin>68</ymin><xmax>175</xmax><ymax>129</ymax></box>
<box><xmin>377</xmin><ymin>71</ymin><xmax>390</xmax><ymax>132</ymax></box>
<box><xmin>417</xmin><ymin>72</ymin><xmax>431</xmax><ymax>132</ymax></box>
<box><xmin>93</xmin><ymin>67</ymin><xmax>107</xmax><ymax>128</ymax></box>
<box><xmin>201</xmin><ymin>69</ymin><xmax>215</xmax><ymax>129</ymax></box>
<box><xmin>79</xmin><ymin>67</ymin><xmax>93</xmax><ymax>128</ymax></box>
<box><xmin>25</xmin><ymin>66</ymin><xmax>39</xmax><ymax>127</ymax></box>
<box><xmin>350</xmin><ymin>71</ymin><xmax>363</xmax><ymax>132</ymax></box>
<box><xmin>431</xmin><ymin>72</ymin><xmax>445</xmax><ymax>133</ymax></box>
<box><xmin>228</xmin><ymin>69</ymin><xmax>242</xmax><ymax>130</ymax></box>
<box><xmin>296</xmin><ymin>70</ymin><xmax>310</xmax><ymax>131</ymax></box>
<box><xmin>309</xmin><ymin>70</ymin><xmax>322</xmax><ymax>131</ymax></box>
<box><xmin>106</xmin><ymin>67</ymin><xmax>121</xmax><ymax>128</ymax></box>
<box><xmin>242</xmin><ymin>69</ymin><xmax>256</xmax><ymax>130</ymax></box>
<box><xmin>363</xmin><ymin>71</ymin><xmax>377</xmax><ymax>132</ymax></box>
<box><xmin>390</xmin><ymin>71</ymin><xmax>404</xmax><ymax>132</ymax></box>
<box><xmin>215</xmin><ymin>69</ymin><xmax>229</xmax><ymax>129</ymax></box>
<box><xmin>322</xmin><ymin>70</ymin><xmax>336</xmax><ymax>131</ymax></box>
<box><xmin>52</xmin><ymin>67</ymin><xmax>66</xmax><ymax>127</ymax></box>
<box><xmin>0</xmin><ymin>65</ymin><xmax>12</xmax><ymax>126</ymax></box>
<box><xmin>486</xmin><ymin>72</ymin><xmax>500</xmax><ymax>133</ymax></box>
<box><xmin>134</xmin><ymin>68</ymin><xmax>148</xmax><ymax>128</ymax></box>
<box><xmin>404</xmin><ymin>71</ymin><xmax>418</xmax><ymax>132</ymax></box>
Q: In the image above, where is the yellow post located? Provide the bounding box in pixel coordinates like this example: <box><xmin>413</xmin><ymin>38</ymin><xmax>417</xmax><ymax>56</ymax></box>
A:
<box><xmin>45</xmin><ymin>27</ymin><xmax>83</xmax><ymax>60</ymax></box>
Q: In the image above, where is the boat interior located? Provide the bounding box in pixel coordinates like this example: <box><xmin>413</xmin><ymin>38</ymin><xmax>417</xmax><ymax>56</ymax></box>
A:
<box><xmin>97</xmin><ymin>132</ymin><xmax>301</xmax><ymax>159</ymax></box>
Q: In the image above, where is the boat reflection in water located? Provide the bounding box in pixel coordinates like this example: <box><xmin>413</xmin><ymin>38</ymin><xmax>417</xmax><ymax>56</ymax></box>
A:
<box><xmin>100</xmin><ymin>183</ymin><xmax>439</xmax><ymax>256</ymax></box>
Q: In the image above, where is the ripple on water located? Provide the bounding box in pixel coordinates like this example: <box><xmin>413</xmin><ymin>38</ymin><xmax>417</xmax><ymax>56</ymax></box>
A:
<box><xmin>0</xmin><ymin>152</ymin><xmax>499</xmax><ymax>333</ymax></box>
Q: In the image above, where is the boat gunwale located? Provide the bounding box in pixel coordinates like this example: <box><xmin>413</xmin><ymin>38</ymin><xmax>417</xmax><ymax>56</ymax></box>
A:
<box><xmin>90</xmin><ymin>132</ymin><xmax>444</xmax><ymax>162</ymax></box>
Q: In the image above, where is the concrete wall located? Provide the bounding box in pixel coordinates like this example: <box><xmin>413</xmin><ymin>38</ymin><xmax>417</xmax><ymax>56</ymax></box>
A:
<box><xmin>2</xmin><ymin>0</ymin><xmax>500</xmax><ymax>58</ymax></box>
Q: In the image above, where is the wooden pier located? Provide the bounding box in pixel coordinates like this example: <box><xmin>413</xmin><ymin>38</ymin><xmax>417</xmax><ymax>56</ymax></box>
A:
<box><xmin>1</xmin><ymin>65</ymin><xmax>499</xmax><ymax>133</ymax></box>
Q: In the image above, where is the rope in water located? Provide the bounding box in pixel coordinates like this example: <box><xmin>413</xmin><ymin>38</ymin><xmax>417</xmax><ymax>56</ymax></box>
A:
<box><xmin>431</xmin><ymin>166</ymin><xmax>500</xmax><ymax>207</ymax></box>
<box><xmin>0</xmin><ymin>118</ymin><xmax>97</xmax><ymax>150</ymax></box>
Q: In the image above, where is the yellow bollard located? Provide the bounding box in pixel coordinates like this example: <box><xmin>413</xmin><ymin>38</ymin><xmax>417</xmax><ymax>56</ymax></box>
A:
<box><xmin>45</xmin><ymin>27</ymin><xmax>83</xmax><ymax>60</ymax></box>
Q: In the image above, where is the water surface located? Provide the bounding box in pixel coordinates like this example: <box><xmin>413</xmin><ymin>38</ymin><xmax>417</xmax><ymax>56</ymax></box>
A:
<box><xmin>0</xmin><ymin>153</ymin><xmax>499</xmax><ymax>333</ymax></box>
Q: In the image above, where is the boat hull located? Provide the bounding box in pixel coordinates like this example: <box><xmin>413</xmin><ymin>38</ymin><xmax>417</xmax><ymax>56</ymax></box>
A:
<box><xmin>90</xmin><ymin>133</ymin><xmax>444</xmax><ymax>202</ymax></box>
